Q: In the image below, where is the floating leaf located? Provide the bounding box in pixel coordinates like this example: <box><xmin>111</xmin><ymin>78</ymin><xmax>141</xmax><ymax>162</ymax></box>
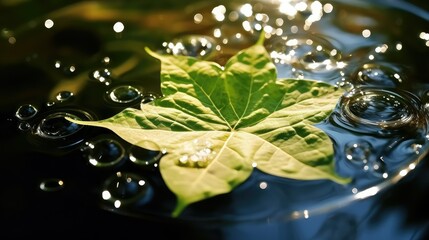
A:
<box><xmin>68</xmin><ymin>36</ymin><xmax>350</xmax><ymax>217</ymax></box>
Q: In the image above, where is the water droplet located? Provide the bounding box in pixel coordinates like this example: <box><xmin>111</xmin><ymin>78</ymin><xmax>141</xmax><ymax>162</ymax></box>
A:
<box><xmin>90</xmin><ymin>68</ymin><xmax>113</xmax><ymax>85</ymax></box>
<box><xmin>141</xmin><ymin>92</ymin><xmax>161</xmax><ymax>105</ymax></box>
<box><xmin>107</xmin><ymin>85</ymin><xmax>142</xmax><ymax>104</ymax></box>
<box><xmin>177</xmin><ymin>139</ymin><xmax>217</xmax><ymax>168</ymax></box>
<box><xmin>345</xmin><ymin>140</ymin><xmax>373</xmax><ymax>165</ymax></box>
<box><xmin>34</xmin><ymin>112</ymin><xmax>83</xmax><ymax>139</ymax></box>
<box><xmin>81</xmin><ymin>139</ymin><xmax>126</xmax><ymax>167</ymax></box>
<box><xmin>55</xmin><ymin>91</ymin><xmax>74</xmax><ymax>102</ymax></box>
<box><xmin>46</xmin><ymin>101</ymin><xmax>56</xmax><ymax>107</ymax></box>
<box><xmin>101</xmin><ymin>172</ymin><xmax>153</xmax><ymax>207</ymax></box>
<box><xmin>18</xmin><ymin>122</ymin><xmax>31</xmax><ymax>131</ymax></box>
<box><xmin>162</xmin><ymin>35</ymin><xmax>217</xmax><ymax>59</ymax></box>
<box><xmin>15</xmin><ymin>104</ymin><xmax>38</xmax><ymax>120</ymax></box>
<box><xmin>128</xmin><ymin>140</ymin><xmax>164</xmax><ymax>168</ymax></box>
<box><xmin>352</xmin><ymin>62</ymin><xmax>405</xmax><ymax>87</ymax></box>
<box><xmin>39</xmin><ymin>178</ymin><xmax>64</xmax><ymax>192</ymax></box>
<box><xmin>338</xmin><ymin>87</ymin><xmax>422</xmax><ymax>136</ymax></box>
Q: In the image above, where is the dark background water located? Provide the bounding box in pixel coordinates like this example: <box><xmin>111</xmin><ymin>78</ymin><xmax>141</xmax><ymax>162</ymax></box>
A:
<box><xmin>1</xmin><ymin>0</ymin><xmax>429</xmax><ymax>239</ymax></box>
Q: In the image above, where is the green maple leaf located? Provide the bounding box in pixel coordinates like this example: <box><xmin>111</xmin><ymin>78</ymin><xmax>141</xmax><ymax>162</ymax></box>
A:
<box><xmin>67</xmin><ymin>36</ymin><xmax>350</xmax><ymax>217</ymax></box>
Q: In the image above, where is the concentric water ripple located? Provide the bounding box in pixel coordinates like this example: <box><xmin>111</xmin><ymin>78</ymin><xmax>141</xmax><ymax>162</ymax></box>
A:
<box><xmin>266</xmin><ymin>34</ymin><xmax>345</xmax><ymax>83</ymax></box>
<box><xmin>333</xmin><ymin>87</ymin><xmax>424</xmax><ymax>136</ymax></box>
<box><xmin>28</xmin><ymin>109</ymin><xmax>94</xmax><ymax>149</ymax></box>
<box><xmin>351</xmin><ymin>62</ymin><xmax>407</xmax><ymax>87</ymax></box>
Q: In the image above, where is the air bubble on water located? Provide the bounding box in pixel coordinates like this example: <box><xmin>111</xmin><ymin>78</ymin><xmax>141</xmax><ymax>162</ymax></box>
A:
<box><xmin>34</xmin><ymin>112</ymin><xmax>83</xmax><ymax>139</ymax></box>
<box><xmin>128</xmin><ymin>140</ymin><xmax>164</xmax><ymax>168</ymax></box>
<box><xmin>55</xmin><ymin>91</ymin><xmax>74</xmax><ymax>102</ymax></box>
<box><xmin>18</xmin><ymin>122</ymin><xmax>31</xmax><ymax>131</ymax></box>
<box><xmin>162</xmin><ymin>35</ymin><xmax>217</xmax><ymax>59</ymax></box>
<box><xmin>28</xmin><ymin>109</ymin><xmax>93</xmax><ymax>149</ymax></box>
<box><xmin>46</xmin><ymin>101</ymin><xmax>56</xmax><ymax>107</ymax></box>
<box><xmin>90</xmin><ymin>68</ymin><xmax>113</xmax><ymax>85</ymax></box>
<box><xmin>107</xmin><ymin>85</ymin><xmax>142</xmax><ymax>104</ymax></box>
<box><xmin>15</xmin><ymin>104</ymin><xmax>38</xmax><ymax>120</ymax></box>
<box><xmin>345</xmin><ymin>140</ymin><xmax>373</xmax><ymax>166</ymax></box>
<box><xmin>141</xmin><ymin>92</ymin><xmax>161</xmax><ymax>105</ymax></box>
<box><xmin>101</xmin><ymin>172</ymin><xmax>153</xmax><ymax>207</ymax></box>
<box><xmin>39</xmin><ymin>178</ymin><xmax>64</xmax><ymax>192</ymax></box>
<box><xmin>352</xmin><ymin>63</ymin><xmax>405</xmax><ymax>87</ymax></box>
<box><xmin>81</xmin><ymin>138</ymin><xmax>126</xmax><ymax>167</ymax></box>
<box><xmin>177</xmin><ymin>138</ymin><xmax>217</xmax><ymax>168</ymax></box>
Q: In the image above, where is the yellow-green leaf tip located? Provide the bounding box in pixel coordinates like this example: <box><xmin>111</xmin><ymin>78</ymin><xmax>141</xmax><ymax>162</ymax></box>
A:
<box><xmin>256</xmin><ymin>31</ymin><xmax>266</xmax><ymax>46</ymax></box>
<box><xmin>145</xmin><ymin>46</ymin><xmax>160</xmax><ymax>59</ymax></box>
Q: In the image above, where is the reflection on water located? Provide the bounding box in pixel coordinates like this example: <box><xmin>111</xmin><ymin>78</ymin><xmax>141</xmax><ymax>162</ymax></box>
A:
<box><xmin>1</xmin><ymin>0</ymin><xmax>429</xmax><ymax>239</ymax></box>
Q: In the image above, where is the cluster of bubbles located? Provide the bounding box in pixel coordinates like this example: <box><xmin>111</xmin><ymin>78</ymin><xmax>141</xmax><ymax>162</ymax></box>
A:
<box><xmin>177</xmin><ymin>139</ymin><xmax>217</xmax><ymax>168</ymax></box>
<box><xmin>161</xmin><ymin>35</ymin><xmax>217</xmax><ymax>60</ymax></box>
<box><xmin>80</xmin><ymin>138</ymin><xmax>164</xmax><ymax>208</ymax></box>
<box><xmin>337</xmin><ymin>87</ymin><xmax>423</xmax><ymax>137</ymax></box>
<box><xmin>266</xmin><ymin>34</ymin><xmax>345</xmax><ymax>82</ymax></box>
<box><xmin>15</xmin><ymin>100</ymin><xmax>93</xmax><ymax>148</ymax></box>
<box><xmin>12</xmin><ymin>52</ymin><xmax>163</xmax><ymax>205</ymax></box>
